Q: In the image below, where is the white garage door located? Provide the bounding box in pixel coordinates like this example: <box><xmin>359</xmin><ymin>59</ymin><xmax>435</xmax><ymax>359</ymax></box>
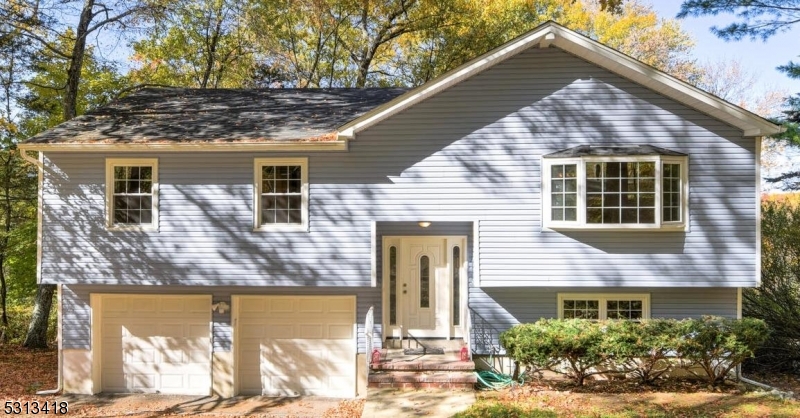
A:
<box><xmin>235</xmin><ymin>295</ymin><xmax>356</xmax><ymax>397</ymax></box>
<box><xmin>97</xmin><ymin>294</ymin><xmax>211</xmax><ymax>395</ymax></box>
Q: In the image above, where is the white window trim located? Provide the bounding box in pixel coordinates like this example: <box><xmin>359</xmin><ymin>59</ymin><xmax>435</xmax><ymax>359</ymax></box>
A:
<box><xmin>253</xmin><ymin>157</ymin><xmax>309</xmax><ymax>231</ymax></box>
<box><xmin>105</xmin><ymin>158</ymin><xmax>159</xmax><ymax>231</ymax></box>
<box><xmin>557</xmin><ymin>293</ymin><xmax>651</xmax><ymax>320</ymax></box>
<box><xmin>542</xmin><ymin>155</ymin><xmax>688</xmax><ymax>231</ymax></box>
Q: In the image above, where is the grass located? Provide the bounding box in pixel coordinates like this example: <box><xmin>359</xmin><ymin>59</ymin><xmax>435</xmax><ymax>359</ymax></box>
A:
<box><xmin>454</xmin><ymin>384</ymin><xmax>800</xmax><ymax>418</ymax></box>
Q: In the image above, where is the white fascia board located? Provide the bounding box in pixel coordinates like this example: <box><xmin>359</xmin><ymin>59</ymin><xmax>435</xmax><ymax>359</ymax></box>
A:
<box><xmin>17</xmin><ymin>140</ymin><xmax>348</xmax><ymax>153</ymax></box>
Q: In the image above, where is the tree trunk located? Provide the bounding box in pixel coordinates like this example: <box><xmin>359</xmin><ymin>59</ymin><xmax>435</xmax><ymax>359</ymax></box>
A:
<box><xmin>0</xmin><ymin>255</ymin><xmax>7</xmax><ymax>329</ymax></box>
<box><xmin>63</xmin><ymin>0</ymin><xmax>94</xmax><ymax>120</ymax></box>
<box><xmin>1</xmin><ymin>153</ymin><xmax>12</xmax><ymax>329</ymax></box>
<box><xmin>23</xmin><ymin>284</ymin><xmax>55</xmax><ymax>349</ymax></box>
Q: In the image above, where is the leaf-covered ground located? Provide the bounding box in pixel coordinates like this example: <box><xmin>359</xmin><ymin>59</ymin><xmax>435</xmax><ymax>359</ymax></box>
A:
<box><xmin>0</xmin><ymin>345</ymin><xmax>58</xmax><ymax>397</ymax></box>
<box><xmin>4</xmin><ymin>345</ymin><xmax>799</xmax><ymax>417</ymax></box>
<box><xmin>457</xmin><ymin>378</ymin><xmax>800</xmax><ymax>418</ymax></box>
<box><xmin>0</xmin><ymin>345</ymin><xmax>365</xmax><ymax>417</ymax></box>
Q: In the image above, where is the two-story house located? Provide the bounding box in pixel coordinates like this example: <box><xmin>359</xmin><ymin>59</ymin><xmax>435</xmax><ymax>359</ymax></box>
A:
<box><xmin>19</xmin><ymin>22</ymin><xmax>780</xmax><ymax>398</ymax></box>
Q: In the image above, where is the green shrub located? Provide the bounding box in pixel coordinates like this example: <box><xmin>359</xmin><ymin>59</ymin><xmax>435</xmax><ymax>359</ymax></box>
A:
<box><xmin>675</xmin><ymin>316</ymin><xmax>769</xmax><ymax>386</ymax></box>
<box><xmin>501</xmin><ymin>316</ymin><xmax>769</xmax><ymax>387</ymax></box>
<box><xmin>500</xmin><ymin>319</ymin><xmax>608</xmax><ymax>386</ymax></box>
<box><xmin>600</xmin><ymin>319</ymin><xmax>677</xmax><ymax>384</ymax></box>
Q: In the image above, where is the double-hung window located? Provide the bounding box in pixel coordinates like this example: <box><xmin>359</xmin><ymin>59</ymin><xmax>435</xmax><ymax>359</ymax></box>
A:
<box><xmin>105</xmin><ymin>158</ymin><xmax>158</xmax><ymax>230</ymax></box>
<box><xmin>254</xmin><ymin>158</ymin><xmax>308</xmax><ymax>230</ymax></box>
<box><xmin>558</xmin><ymin>293</ymin><xmax>650</xmax><ymax>320</ymax></box>
<box><xmin>543</xmin><ymin>145</ymin><xmax>688</xmax><ymax>230</ymax></box>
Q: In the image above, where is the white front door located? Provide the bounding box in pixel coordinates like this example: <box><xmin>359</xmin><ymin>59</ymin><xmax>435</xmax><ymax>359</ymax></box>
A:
<box><xmin>405</xmin><ymin>240</ymin><xmax>443</xmax><ymax>334</ymax></box>
<box><xmin>383</xmin><ymin>236</ymin><xmax>467</xmax><ymax>339</ymax></box>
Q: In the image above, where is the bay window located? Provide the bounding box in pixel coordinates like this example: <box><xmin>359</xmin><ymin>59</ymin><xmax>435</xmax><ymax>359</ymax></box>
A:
<box><xmin>543</xmin><ymin>146</ymin><xmax>687</xmax><ymax>230</ymax></box>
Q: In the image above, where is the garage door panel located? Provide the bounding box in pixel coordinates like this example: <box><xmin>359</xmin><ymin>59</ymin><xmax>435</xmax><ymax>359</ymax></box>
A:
<box><xmin>131</xmin><ymin>298</ymin><xmax>157</xmax><ymax>313</ymax></box>
<box><xmin>159</xmin><ymin>324</ymin><xmax>184</xmax><ymax>336</ymax></box>
<box><xmin>99</xmin><ymin>295</ymin><xmax>211</xmax><ymax>395</ymax></box>
<box><xmin>101</xmin><ymin>297</ymin><xmax>129</xmax><ymax>313</ymax></box>
<box><xmin>163</xmin><ymin>348</ymin><xmax>185</xmax><ymax>363</ymax></box>
<box><xmin>184</xmin><ymin>298</ymin><xmax>208</xmax><ymax>314</ymax></box>
<box><xmin>102</xmin><ymin>323</ymin><xmax>123</xmax><ymax>337</ymax></box>
<box><xmin>297</xmin><ymin>299</ymin><xmax>324</xmax><ymax>313</ymax></box>
<box><xmin>187</xmin><ymin>345</ymin><xmax>211</xmax><ymax>363</ymax></box>
<box><xmin>122</xmin><ymin>323</ymin><xmax>156</xmax><ymax>338</ymax></box>
<box><xmin>130</xmin><ymin>373</ymin><xmax>156</xmax><ymax>390</ymax></box>
<box><xmin>125</xmin><ymin>346</ymin><xmax>156</xmax><ymax>364</ymax></box>
<box><xmin>236</xmin><ymin>296</ymin><xmax>355</xmax><ymax>397</ymax></box>
<box><xmin>269</xmin><ymin>299</ymin><xmax>294</xmax><ymax>313</ymax></box>
<box><xmin>264</xmin><ymin>324</ymin><xmax>293</xmax><ymax>338</ymax></box>
<box><xmin>188</xmin><ymin>323</ymin><xmax>210</xmax><ymax>338</ymax></box>
<box><xmin>160</xmin><ymin>374</ymin><xmax>185</xmax><ymax>389</ymax></box>
<box><xmin>240</xmin><ymin>298</ymin><xmax>266</xmax><ymax>313</ymax></box>
<box><xmin>297</xmin><ymin>324</ymin><xmax>323</xmax><ymax>338</ymax></box>
<box><xmin>329</xmin><ymin>299</ymin><xmax>353</xmax><ymax>313</ymax></box>
<box><xmin>329</xmin><ymin>324</ymin><xmax>353</xmax><ymax>339</ymax></box>
<box><xmin>241</xmin><ymin>324</ymin><xmax>264</xmax><ymax>338</ymax></box>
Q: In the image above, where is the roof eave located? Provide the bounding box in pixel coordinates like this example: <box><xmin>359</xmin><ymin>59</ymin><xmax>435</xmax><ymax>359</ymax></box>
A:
<box><xmin>17</xmin><ymin>140</ymin><xmax>349</xmax><ymax>153</ymax></box>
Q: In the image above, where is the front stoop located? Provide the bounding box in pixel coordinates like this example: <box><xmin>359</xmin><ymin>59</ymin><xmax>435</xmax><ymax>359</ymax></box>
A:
<box><xmin>368</xmin><ymin>371</ymin><xmax>477</xmax><ymax>390</ymax></box>
<box><xmin>368</xmin><ymin>343</ymin><xmax>477</xmax><ymax>390</ymax></box>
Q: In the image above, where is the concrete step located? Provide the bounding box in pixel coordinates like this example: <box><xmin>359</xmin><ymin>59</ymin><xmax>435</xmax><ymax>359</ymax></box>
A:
<box><xmin>368</xmin><ymin>371</ymin><xmax>477</xmax><ymax>390</ymax></box>
<box><xmin>382</xmin><ymin>338</ymin><xmax>465</xmax><ymax>351</ymax></box>
<box><xmin>371</xmin><ymin>357</ymin><xmax>475</xmax><ymax>371</ymax></box>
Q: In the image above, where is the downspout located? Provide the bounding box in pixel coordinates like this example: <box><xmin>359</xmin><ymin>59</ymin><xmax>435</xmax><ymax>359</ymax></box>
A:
<box><xmin>733</xmin><ymin>287</ymin><xmax>785</xmax><ymax>395</ymax></box>
<box><xmin>737</xmin><ymin>368</ymin><xmax>779</xmax><ymax>391</ymax></box>
<box><xmin>18</xmin><ymin>146</ymin><xmax>62</xmax><ymax>395</ymax></box>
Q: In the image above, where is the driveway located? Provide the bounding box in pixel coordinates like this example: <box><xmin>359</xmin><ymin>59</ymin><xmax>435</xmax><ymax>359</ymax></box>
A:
<box><xmin>58</xmin><ymin>393</ymin><xmax>362</xmax><ymax>417</ymax></box>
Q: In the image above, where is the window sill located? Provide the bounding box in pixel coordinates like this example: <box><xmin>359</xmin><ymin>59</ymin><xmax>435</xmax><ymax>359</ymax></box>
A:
<box><xmin>106</xmin><ymin>224</ymin><xmax>158</xmax><ymax>232</ymax></box>
<box><xmin>253</xmin><ymin>224</ymin><xmax>309</xmax><ymax>232</ymax></box>
<box><xmin>544</xmin><ymin>223</ymin><xmax>687</xmax><ymax>232</ymax></box>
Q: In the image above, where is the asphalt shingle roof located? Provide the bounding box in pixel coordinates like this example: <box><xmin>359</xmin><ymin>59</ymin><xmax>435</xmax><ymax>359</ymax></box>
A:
<box><xmin>24</xmin><ymin>88</ymin><xmax>408</xmax><ymax>144</ymax></box>
<box><xmin>544</xmin><ymin>145</ymin><xmax>687</xmax><ymax>158</ymax></box>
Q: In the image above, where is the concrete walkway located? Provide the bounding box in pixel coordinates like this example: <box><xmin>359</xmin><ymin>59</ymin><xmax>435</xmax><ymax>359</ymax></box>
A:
<box><xmin>361</xmin><ymin>388</ymin><xmax>476</xmax><ymax>417</ymax></box>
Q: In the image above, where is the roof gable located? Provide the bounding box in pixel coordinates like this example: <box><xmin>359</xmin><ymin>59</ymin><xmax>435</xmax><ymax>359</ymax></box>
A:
<box><xmin>338</xmin><ymin>21</ymin><xmax>780</xmax><ymax>139</ymax></box>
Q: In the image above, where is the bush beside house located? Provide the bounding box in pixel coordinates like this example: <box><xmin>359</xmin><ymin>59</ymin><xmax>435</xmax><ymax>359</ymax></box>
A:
<box><xmin>499</xmin><ymin>317</ymin><xmax>769</xmax><ymax>386</ymax></box>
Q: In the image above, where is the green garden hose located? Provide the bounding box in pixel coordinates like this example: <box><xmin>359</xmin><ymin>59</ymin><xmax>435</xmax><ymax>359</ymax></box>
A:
<box><xmin>474</xmin><ymin>356</ymin><xmax>526</xmax><ymax>390</ymax></box>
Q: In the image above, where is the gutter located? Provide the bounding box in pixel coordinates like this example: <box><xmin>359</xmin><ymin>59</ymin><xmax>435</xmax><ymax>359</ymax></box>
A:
<box><xmin>18</xmin><ymin>146</ymin><xmax>42</xmax><ymax>169</ymax></box>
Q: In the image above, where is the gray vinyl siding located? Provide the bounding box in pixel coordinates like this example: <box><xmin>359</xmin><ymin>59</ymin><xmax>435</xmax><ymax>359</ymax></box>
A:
<box><xmin>46</xmin><ymin>47</ymin><xmax>753</xmax><ymax>352</ymax></box>
<box><xmin>353</xmin><ymin>47</ymin><xmax>756</xmax><ymax>288</ymax></box>
<box><xmin>468</xmin><ymin>287</ymin><xmax>738</xmax><ymax>354</ymax></box>
<box><xmin>41</xmin><ymin>47</ymin><xmax>756</xmax><ymax>289</ymax></box>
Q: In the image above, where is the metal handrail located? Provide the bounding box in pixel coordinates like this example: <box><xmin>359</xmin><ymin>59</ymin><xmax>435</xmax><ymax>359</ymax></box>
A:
<box><xmin>469</xmin><ymin>307</ymin><xmax>505</xmax><ymax>355</ymax></box>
